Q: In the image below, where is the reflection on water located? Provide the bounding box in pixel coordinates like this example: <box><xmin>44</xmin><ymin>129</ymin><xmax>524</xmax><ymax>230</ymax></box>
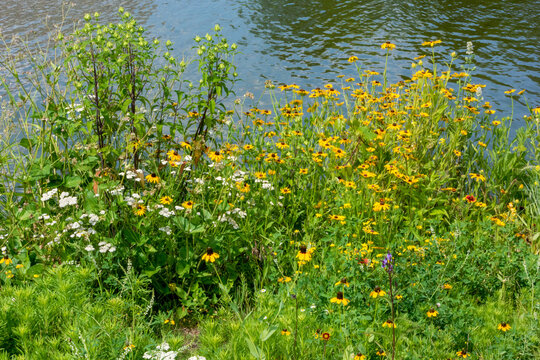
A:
<box><xmin>1</xmin><ymin>0</ymin><xmax>538</xmax><ymax>118</ymax></box>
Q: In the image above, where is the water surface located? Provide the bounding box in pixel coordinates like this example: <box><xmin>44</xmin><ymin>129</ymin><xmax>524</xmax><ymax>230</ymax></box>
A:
<box><xmin>1</xmin><ymin>0</ymin><xmax>538</xmax><ymax>118</ymax></box>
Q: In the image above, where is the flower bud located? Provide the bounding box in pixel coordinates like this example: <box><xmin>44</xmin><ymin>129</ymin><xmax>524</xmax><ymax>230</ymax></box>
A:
<box><xmin>166</xmin><ymin>40</ymin><xmax>172</xmax><ymax>47</ymax></box>
<box><xmin>231</xmin><ymin>43</ymin><xmax>237</xmax><ymax>50</ymax></box>
<box><xmin>84</xmin><ymin>14</ymin><xmax>91</xmax><ymax>21</ymax></box>
<box><xmin>194</xmin><ymin>36</ymin><xmax>201</xmax><ymax>42</ymax></box>
<box><xmin>205</xmin><ymin>33</ymin><xmax>212</xmax><ymax>41</ymax></box>
<box><xmin>214</xmin><ymin>24</ymin><xmax>221</xmax><ymax>32</ymax></box>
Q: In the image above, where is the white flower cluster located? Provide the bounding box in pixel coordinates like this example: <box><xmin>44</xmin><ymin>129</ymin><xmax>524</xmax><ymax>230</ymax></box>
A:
<box><xmin>466</xmin><ymin>41</ymin><xmax>474</xmax><ymax>55</ymax></box>
<box><xmin>119</xmin><ymin>169</ymin><xmax>143</xmax><ymax>181</ymax></box>
<box><xmin>255</xmin><ymin>178</ymin><xmax>274</xmax><ymax>190</ymax></box>
<box><xmin>158</xmin><ymin>207</ymin><xmax>175</xmax><ymax>218</ymax></box>
<box><xmin>142</xmin><ymin>343</ymin><xmax>178</xmax><ymax>360</ymax></box>
<box><xmin>109</xmin><ymin>185</ymin><xmax>125</xmax><ymax>196</ymax></box>
<box><xmin>125</xmin><ymin>193</ymin><xmax>143</xmax><ymax>206</ymax></box>
<box><xmin>187</xmin><ymin>356</ymin><xmax>206</xmax><ymax>360</ymax></box>
<box><xmin>41</xmin><ymin>188</ymin><xmax>58</xmax><ymax>201</ymax></box>
<box><xmin>59</xmin><ymin>192</ymin><xmax>77</xmax><ymax>208</ymax></box>
<box><xmin>159</xmin><ymin>226</ymin><xmax>172</xmax><ymax>235</ymax></box>
<box><xmin>80</xmin><ymin>213</ymin><xmax>100</xmax><ymax>226</ymax></box>
<box><xmin>98</xmin><ymin>241</ymin><xmax>116</xmax><ymax>253</ymax></box>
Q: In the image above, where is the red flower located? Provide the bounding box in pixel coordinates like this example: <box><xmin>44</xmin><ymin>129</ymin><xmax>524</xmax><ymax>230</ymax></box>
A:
<box><xmin>465</xmin><ymin>195</ymin><xmax>476</xmax><ymax>203</ymax></box>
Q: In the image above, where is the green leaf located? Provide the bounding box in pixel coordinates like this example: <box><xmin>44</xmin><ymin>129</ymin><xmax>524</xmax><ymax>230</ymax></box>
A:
<box><xmin>65</xmin><ymin>176</ymin><xmax>82</xmax><ymax>188</ymax></box>
<box><xmin>259</xmin><ymin>325</ymin><xmax>277</xmax><ymax>342</ymax></box>
<box><xmin>246</xmin><ymin>338</ymin><xmax>265</xmax><ymax>360</ymax></box>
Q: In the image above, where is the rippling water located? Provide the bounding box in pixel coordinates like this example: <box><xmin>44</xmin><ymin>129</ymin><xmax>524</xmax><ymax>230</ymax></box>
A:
<box><xmin>1</xmin><ymin>0</ymin><xmax>538</xmax><ymax>118</ymax></box>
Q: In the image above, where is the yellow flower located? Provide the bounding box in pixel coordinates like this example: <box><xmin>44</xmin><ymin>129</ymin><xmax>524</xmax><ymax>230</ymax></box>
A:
<box><xmin>255</xmin><ymin>171</ymin><xmax>266</xmax><ymax>179</ymax></box>
<box><xmin>299</xmin><ymin>168</ymin><xmax>308</xmax><ymax>175</ymax></box>
<box><xmin>281</xmin><ymin>187</ymin><xmax>291</xmax><ymax>194</ymax></box>
<box><xmin>348</xmin><ymin>56</ymin><xmax>359</xmax><ymax>63</ymax></box>
<box><xmin>146</xmin><ymin>173</ymin><xmax>160</xmax><ymax>183</ymax></box>
<box><xmin>376</xmin><ymin>349</ymin><xmax>386</xmax><ymax>356</ymax></box>
<box><xmin>243</xmin><ymin>144</ymin><xmax>254</xmax><ymax>150</ymax></box>
<box><xmin>167</xmin><ymin>149</ymin><xmax>181</xmax><ymax>162</ymax></box>
<box><xmin>134</xmin><ymin>204</ymin><xmax>146</xmax><ymax>216</ymax></box>
<box><xmin>354</xmin><ymin>353</ymin><xmax>366</xmax><ymax>360</ymax></box>
<box><xmin>421</xmin><ymin>40</ymin><xmax>442</xmax><ymax>47</ymax></box>
<box><xmin>202</xmin><ymin>247</ymin><xmax>219</xmax><ymax>263</ymax></box>
<box><xmin>335</xmin><ymin>278</ymin><xmax>350</xmax><ymax>287</ymax></box>
<box><xmin>208</xmin><ymin>150</ymin><xmax>224</xmax><ymax>163</ymax></box>
<box><xmin>373</xmin><ymin>199</ymin><xmax>391</xmax><ymax>212</ymax></box>
<box><xmin>456</xmin><ymin>350</ymin><xmax>470</xmax><ymax>358</ymax></box>
<box><xmin>160</xmin><ymin>196</ymin><xmax>173</xmax><ymax>205</ymax></box>
<box><xmin>469</xmin><ymin>172</ymin><xmax>486</xmax><ymax>182</ymax></box>
<box><xmin>275</xmin><ymin>141</ymin><xmax>289</xmax><ymax>149</ymax></box>
<box><xmin>278</xmin><ymin>276</ymin><xmax>292</xmax><ymax>283</ymax></box>
<box><xmin>236</xmin><ymin>182</ymin><xmax>251</xmax><ymax>193</ymax></box>
<box><xmin>504</xmin><ymin>89</ymin><xmax>516</xmax><ymax>95</ymax></box>
<box><xmin>427</xmin><ymin>308</ymin><xmax>439</xmax><ymax>317</ymax></box>
<box><xmin>382</xmin><ymin>319</ymin><xmax>396</xmax><ymax>328</ymax></box>
<box><xmin>330</xmin><ymin>291</ymin><xmax>350</xmax><ymax>306</ymax></box>
<box><xmin>281</xmin><ymin>329</ymin><xmax>291</xmax><ymax>336</ymax></box>
<box><xmin>370</xmin><ymin>286</ymin><xmax>386</xmax><ymax>298</ymax></box>
<box><xmin>181</xmin><ymin>201</ymin><xmax>194</xmax><ymax>209</ymax></box>
<box><xmin>381</xmin><ymin>41</ymin><xmax>396</xmax><ymax>50</ymax></box>
<box><xmin>497</xmin><ymin>322</ymin><xmax>511</xmax><ymax>332</ymax></box>
<box><xmin>443</xmin><ymin>283</ymin><xmax>452</xmax><ymax>290</ymax></box>
<box><xmin>296</xmin><ymin>245</ymin><xmax>314</xmax><ymax>262</ymax></box>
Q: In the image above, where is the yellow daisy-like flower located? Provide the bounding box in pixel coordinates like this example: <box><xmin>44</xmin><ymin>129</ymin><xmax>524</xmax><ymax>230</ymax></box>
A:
<box><xmin>335</xmin><ymin>277</ymin><xmax>350</xmax><ymax>287</ymax></box>
<box><xmin>370</xmin><ymin>286</ymin><xmax>386</xmax><ymax>298</ymax></box>
<box><xmin>275</xmin><ymin>141</ymin><xmax>289</xmax><ymax>149</ymax></box>
<box><xmin>443</xmin><ymin>283</ymin><xmax>452</xmax><ymax>290</ymax></box>
<box><xmin>236</xmin><ymin>182</ymin><xmax>251</xmax><ymax>193</ymax></box>
<box><xmin>376</xmin><ymin>349</ymin><xmax>386</xmax><ymax>356</ymax></box>
<box><xmin>299</xmin><ymin>168</ymin><xmax>308</xmax><ymax>175</ymax></box>
<box><xmin>160</xmin><ymin>196</ymin><xmax>173</xmax><ymax>205</ymax></box>
<box><xmin>202</xmin><ymin>247</ymin><xmax>219</xmax><ymax>263</ymax></box>
<box><xmin>497</xmin><ymin>322</ymin><xmax>511</xmax><ymax>332</ymax></box>
<box><xmin>354</xmin><ymin>353</ymin><xmax>366</xmax><ymax>360</ymax></box>
<box><xmin>421</xmin><ymin>40</ymin><xmax>442</xmax><ymax>47</ymax></box>
<box><xmin>134</xmin><ymin>204</ymin><xmax>146</xmax><ymax>216</ymax></box>
<box><xmin>348</xmin><ymin>56</ymin><xmax>359</xmax><ymax>63</ymax></box>
<box><xmin>456</xmin><ymin>350</ymin><xmax>470</xmax><ymax>358</ymax></box>
<box><xmin>278</xmin><ymin>276</ymin><xmax>292</xmax><ymax>283</ymax></box>
<box><xmin>382</xmin><ymin>319</ymin><xmax>396</xmax><ymax>328</ymax></box>
<box><xmin>255</xmin><ymin>171</ymin><xmax>266</xmax><ymax>179</ymax></box>
<box><xmin>146</xmin><ymin>173</ymin><xmax>160</xmax><ymax>184</ymax></box>
<box><xmin>281</xmin><ymin>329</ymin><xmax>291</xmax><ymax>336</ymax></box>
<box><xmin>281</xmin><ymin>187</ymin><xmax>291</xmax><ymax>194</ymax></box>
<box><xmin>427</xmin><ymin>308</ymin><xmax>439</xmax><ymax>317</ymax></box>
<box><xmin>208</xmin><ymin>150</ymin><xmax>224</xmax><ymax>163</ymax></box>
<box><xmin>296</xmin><ymin>245</ymin><xmax>313</xmax><ymax>262</ymax></box>
<box><xmin>1</xmin><ymin>257</ymin><xmax>13</xmax><ymax>265</ymax></box>
<box><xmin>381</xmin><ymin>41</ymin><xmax>396</xmax><ymax>50</ymax></box>
<box><xmin>181</xmin><ymin>201</ymin><xmax>194</xmax><ymax>209</ymax></box>
<box><xmin>167</xmin><ymin>149</ymin><xmax>181</xmax><ymax>162</ymax></box>
<box><xmin>330</xmin><ymin>291</ymin><xmax>350</xmax><ymax>306</ymax></box>
<box><xmin>243</xmin><ymin>144</ymin><xmax>254</xmax><ymax>150</ymax></box>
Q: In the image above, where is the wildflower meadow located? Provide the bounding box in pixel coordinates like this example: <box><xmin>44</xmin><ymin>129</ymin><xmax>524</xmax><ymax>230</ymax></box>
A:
<box><xmin>0</xmin><ymin>10</ymin><xmax>539</xmax><ymax>360</ymax></box>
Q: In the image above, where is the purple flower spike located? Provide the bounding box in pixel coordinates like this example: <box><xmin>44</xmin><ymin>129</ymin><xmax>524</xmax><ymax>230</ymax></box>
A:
<box><xmin>381</xmin><ymin>252</ymin><xmax>394</xmax><ymax>273</ymax></box>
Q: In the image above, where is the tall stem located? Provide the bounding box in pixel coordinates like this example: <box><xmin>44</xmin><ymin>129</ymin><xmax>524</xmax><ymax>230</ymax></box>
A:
<box><xmin>388</xmin><ymin>272</ymin><xmax>396</xmax><ymax>360</ymax></box>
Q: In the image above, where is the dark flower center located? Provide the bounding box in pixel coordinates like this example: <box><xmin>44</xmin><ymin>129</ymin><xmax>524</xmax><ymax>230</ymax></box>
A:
<box><xmin>337</xmin><ymin>292</ymin><xmax>344</xmax><ymax>299</ymax></box>
<box><xmin>206</xmin><ymin>247</ymin><xmax>214</xmax><ymax>255</ymax></box>
<box><xmin>340</xmin><ymin>278</ymin><xmax>347</xmax><ymax>284</ymax></box>
<box><xmin>300</xmin><ymin>245</ymin><xmax>307</xmax><ymax>254</ymax></box>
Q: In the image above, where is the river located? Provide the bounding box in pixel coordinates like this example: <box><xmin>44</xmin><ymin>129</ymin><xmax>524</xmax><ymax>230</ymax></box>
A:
<box><xmin>1</xmin><ymin>0</ymin><xmax>538</xmax><ymax>120</ymax></box>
